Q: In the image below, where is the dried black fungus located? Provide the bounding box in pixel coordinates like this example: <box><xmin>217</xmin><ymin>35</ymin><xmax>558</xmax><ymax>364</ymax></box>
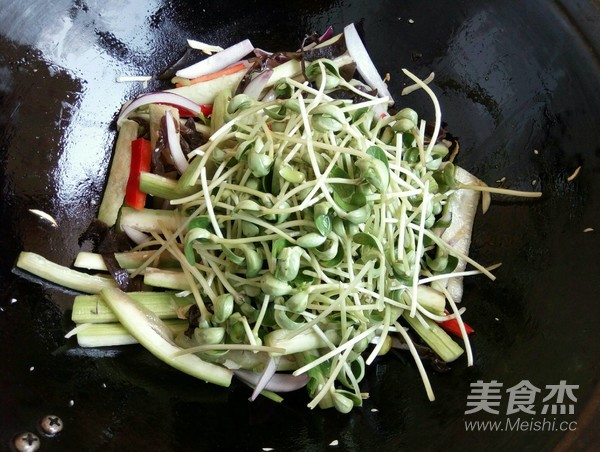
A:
<box><xmin>155</xmin><ymin>115</ymin><xmax>206</xmax><ymax>175</ymax></box>
<box><xmin>338</xmin><ymin>62</ymin><xmax>357</xmax><ymax>82</ymax></box>
<box><xmin>157</xmin><ymin>48</ymin><xmax>199</xmax><ymax>81</ymax></box>
<box><xmin>303</xmin><ymin>34</ymin><xmax>347</xmax><ymax>62</ymax></box>
<box><xmin>131</xmin><ymin>116</ymin><xmax>150</xmax><ymax>140</ymax></box>
<box><xmin>327</xmin><ymin>85</ymin><xmax>377</xmax><ymax>104</ymax></box>
<box><xmin>154</xmin><ymin>115</ymin><xmax>177</xmax><ymax>175</ymax></box>
<box><xmin>391</xmin><ymin>335</ymin><xmax>451</xmax><ymax>373</ymax></box>
<box><xmin>184</xmin><ymin>304</ymin><xmax>201</xmax><ymax>338</ymax></box>
<box><xmin>180</xmin><ymin>117</ymin><xmax>207</xmax><ymax>149</ymax></box>
<box><xmin>78</xmin><ymin>219</ymin><xmax>142</xmax><ymax>292</ymax></box>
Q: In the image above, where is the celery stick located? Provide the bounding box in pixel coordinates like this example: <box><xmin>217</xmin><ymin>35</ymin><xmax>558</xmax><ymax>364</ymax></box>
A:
<box><xmin>118</xmin><ymin>207</ymin><xmax>183</xmax><ymax>233</ymax></box>
<box><xmin>264</xmin><ymin>329</ymin><xmax>342</xmax><ymax>355</ymax></box>
<box><xmin>100</xmin><ymin>287</ymin><xmax>232</xmax><ymax>387</ymax></box>
<box><xmin>73</xmin><ymin>252</ymin><xmax>109</xmax><ymax>271</ymax></box>
<box><xmin>176</xmin><ymin>155</ymin><xmax>204</xmax><ymax>192</ymax></box>
<box><xmin>143</xmin><ymin>267</ymin><xmax>190</xmax><ymax>290</ymax></box>
<box><xmin>76</xmin><ymin>319</ymin><xmax>188</xmax><ymax>347</ymax></box>
<box><xmin>140</xmin><ymin>172</ymin><xmax>195</xmax><ymax>200</ymax></box>
<box><xmin>264</xmin><ymin>59</ymin><xmax>302</xmax><ymax>88</ymax></box>
<box><xmin>97</xmin><ymin>119</ymin><xmax>139</xmax><ymax>226</ymax></box>
<box><xmin>16</xmin><ymin>251</ymin><xmax>117</xmax><ymax>294</ymax></box>
<box><xmin>74</xmin><ymin>251</ymin><xmax>180</xmax><ymax>271</ymax></box>
<box><xmin>72</xmin><ymin>291</ymin><xmax>193</xmax><ymax>324</ymax></box>
<box><xmin>402</xmin><ymin>312</ymin><xmax>464</xmax><ymax>362</ymax></box>
<box><xmin>210</xmin><ymin>87</ymin><xmax>231</xmax><ymax>135</ymax></box>
<box><xmin>415</xmin><ymin>286</ymin><xmax>446</xmax><ymax>315</ymax></box>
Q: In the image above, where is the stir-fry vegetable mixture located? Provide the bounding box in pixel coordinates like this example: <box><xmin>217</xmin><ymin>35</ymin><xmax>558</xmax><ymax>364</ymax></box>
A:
<box><xmin>16</xmin><ymin>24</ymin><xmax>541</xmax><ymax>412</ymax></box>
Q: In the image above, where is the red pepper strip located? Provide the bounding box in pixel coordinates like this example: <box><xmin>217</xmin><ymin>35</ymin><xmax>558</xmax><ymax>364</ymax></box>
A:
<box><xmin>200</xmin><ymin>104</ymin><xmax>213</xmax><ymax>117</ymax></box>
<box><xmin>125</xmin><ymin>138</ymin><xmax>152</xmax><ymax>210</ymax></box>
<box><xmin>156</xmin><ymin>103</ymin><xmax>213</xmax><ymax>118</ymax></box>
<box><xmin>436</xmin><ymin>310</ymin><xmax>474</xmax><ymax>338</ymax></box>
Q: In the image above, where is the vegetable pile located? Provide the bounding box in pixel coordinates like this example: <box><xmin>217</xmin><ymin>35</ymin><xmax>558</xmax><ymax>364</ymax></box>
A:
<box><xmin>15</xmin><ymin>24</ymin><xmax>541</xmax><ymax>412</ymax></box>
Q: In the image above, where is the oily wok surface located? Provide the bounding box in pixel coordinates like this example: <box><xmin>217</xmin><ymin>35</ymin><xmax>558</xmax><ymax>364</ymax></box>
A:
<box><xmin>1</xmin><ymin>0</ymin><xmax>600</xmax><ymax>450</ymax></box>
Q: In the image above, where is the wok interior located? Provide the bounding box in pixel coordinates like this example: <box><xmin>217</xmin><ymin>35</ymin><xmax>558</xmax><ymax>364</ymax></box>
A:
<box><xmin>1</xmin><ymin>1</ymin><xmax>599</xmax><ymax>450</ymax></box>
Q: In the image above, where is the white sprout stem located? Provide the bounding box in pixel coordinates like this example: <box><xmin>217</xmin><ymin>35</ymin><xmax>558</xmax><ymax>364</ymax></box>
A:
<box><xmin>366</xmin><ymin>305</ymin><xmax>391</xmax><ymax>365</ymax></box>
<box><xmin>286</xmin><ymin>261</ymin><xmax>374</xmax><ymax>340</ymax></box>
<box><xmin>402</xmin><ymin>68</ymin><xmax>442</xmax><ymax>156</ymax></box>
<box><xmin>293</xmin><ymin>324</ymin><xmax>379</xmax><ymax>377</ymax></box>
<box><xmin>201</xmin><ymin>252</ymin><xmax>240</xmax><ymax>298</ymax></box>
<box><xmin>201</xmin><ymin>166</ymin><xmax>223</xmax><ymax>239</ymax></box>
<box><xmin>284</xmin><ymin>78</ymin><xmax>335</xmax><ymax>102</ymax></box>
<box><xmin>240</xmin><ymin>315</ymin><xmax>257</xmax><ymax>347</ymax></box>
<box><xmin>459</xmin><ymin>183</ymin><xmax>542</xmax><ymax>198</ymax></box>
<box><xmin>401</xmin><ymin>72</ymin><xmax>435</xmax><ymax>95</ymax></box>
<box><xmin>207</xmin><ymin>162</ymin><xmax>244</xmax><ymax>191</ymax></box>
<box><xmin>395</xmin><ymin>321</ymin><xmax>435</xmax><ymax>401</ymax></box>
<box><xmin>231</xmin><ymin>213</ymin><xmax>297</xmax><ymax>244</ymax></box>
<box><xmin>339</xmin><ymin>95</ymin><xmax>390</xmax><ymax>114</ymax></box>
<box><xmin>441</xmin><ymin>285</ymin><xmax>474</xmax><ymax>367</ymax></box>
<box><xmin>407</xmin><ymin>223</ymin><xmax>496</xmax><ymax>280</ymax></box>
<box><xmin>307</xmin><ymin>331</ymin><xmax>356</xmax><ymax>410</ymax></box>
<box><xmin>159</xmin><ymin>231</ymin><xmax>216</xmax><ymax>310</ymax></box>
<box><xmin>298</xmin><ymin>152</ymin><xmax>341</xmax><ymax>210</ymax></box>
<box><xmin>417</xmin><ymin>263</ymin><xmax>502</xmax><ymax>285</ymax></box>
<box><xmin>417</xmin><ymin>120</ymin><xmax>427</xmax><ymax>165</ymax></box>
<box><xmin>410</xmin><ymin>180</ymin><xmax>430</xmax><ymax>318</ymax></box>
<box><xmin>305</xmin><ymin>61</ymin><xmax>329</xmax><ymax>112</ymax></box>
<box><xmin>253</xmin><ymin>294</ymin><xmax>271</xmax><ymax>336</ymax></box>
<box><xmin>310</xmin><ymin>325</ymin><xmax>363</xmax><ymax>399</ymax></box>
<box><xmin>64</xmin><ymin>322</ymin><xmax>92</xmax><ymax>338</ymax></box>
<box><xmin>172</xmin><ymin>343</ymin><xmax>285</xmax><ymax>357</ymax></box>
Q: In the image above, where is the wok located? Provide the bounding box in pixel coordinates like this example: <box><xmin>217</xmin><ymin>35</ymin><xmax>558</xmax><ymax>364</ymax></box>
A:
<box><xmin>1</xmin><ymin>0</ymin><xmax>599</xmax><ymax>450</ymax></box>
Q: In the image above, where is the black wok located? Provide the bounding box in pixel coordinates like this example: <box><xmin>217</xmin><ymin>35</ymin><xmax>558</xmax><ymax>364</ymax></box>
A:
<box><xmin>1</xmin><ymin>1</ymin><xmax>599</xmax><ymax>450</ymax></box>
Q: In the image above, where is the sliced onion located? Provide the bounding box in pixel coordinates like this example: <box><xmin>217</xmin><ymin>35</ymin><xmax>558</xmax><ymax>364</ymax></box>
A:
<box><xmin>260</xmin><ymin>88</ymin><xmax>277</xmax><ymax>102</ymax></box>
<box><xmin>164</xmin><ymin>110</ymin><xmax>189</xmax><ymax>174</ymax></box>
<box><xmin>233</xmin><ymin>368</ymin><xmax>310</xmax><ymax>394</ymax></box>
<box><xmin>254</xmin><ymin>48</ymin><xmax>273</xmax><ymax>58</ymax></box>
<box><xmin>402</xmin><ymin>72</ymin><xmax>435</xmax><ymax>96</ymax></box>
<box><xmin>117</xmin><ymin>92</ymin><xmax>201</xmax><ymax>127</ymax></box>
<box><xmin>250</xmin><ymin>356</ymin><xmax>279</xmax><ymax>401</ymax></box>
<box><xmin>122</xmin><ymin>225</ymin><xmax>150</xmax><ymax>245</ymax></box>
<box><xmin>243</xmin><ymin>69</ymin><xmax>273</xmax><ymax>99</ymax></box>
<box><xmin>318</xmin><ymin>25</ymin><xmax>334</xmax><ymax>43</ymax></box>
<box><xmin>176</xmin><ymin>39</ymin><xmax>254</xmax><ymax>79</ymax></box>
<box><xmin>300</xmin><ymin>26</ymin><xmax>335</xmax><ymax>52</ymax></box>
<box><xmin>343</xmin><ymin>23</ymin><xmax>394</xmax><ymax>104</ymax></box>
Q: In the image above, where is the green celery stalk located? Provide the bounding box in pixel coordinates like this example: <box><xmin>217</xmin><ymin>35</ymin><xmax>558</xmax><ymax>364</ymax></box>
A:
<box><xmin>176</xmin><ymin>155</ymin><xmax>204</xmax><ymax>192</ymax></box>
<box><xmin>143</xmin><ymin>267</ymin><xmax>190</xmax><ymax>290</ymax></box>
<box><xmin>402</xmin><ymin>312</ymin><xmax>464</xmax><ymax>362</ymax></box>
<box><xmin>264</xmin><ymin>329</ymin><xmax>341</xmax><ymax>355</ymax></box>
<box><xmin>100</xmin><ymin>287</ymin><xmax>232</xmax><ymax>387</ymax></box>
<box><xmin>16</xmin><ymin>251</ymin><xmax>116</xmax><ymax>294</ymax></box>
<box><xmin>97</xmin><ymin>120</ymin><xmax>139</xmax><ymax>226</ymax></box>
<box><xmin>140</xmin><ymin>172</ymin><xmax>195</xmax><ymax>200</ymax></box>
<box><xmin>74</xmin><ymin>250</ymin><xmax>180</xmax><ymax>271</ymax></box>
<box><xmin>118</xmin><ymin>207</ymin><xmax>183</xmax><ymax>233</ymax></box>
<box><xmin>75</xmin><ymin>319</ymin><xmax>188</xmax><ymax>347</ymax></box>
<box><xmin>72</xmin><ymin>291</ymin><xmax>193</xmax><ymax>324</ymax></box>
